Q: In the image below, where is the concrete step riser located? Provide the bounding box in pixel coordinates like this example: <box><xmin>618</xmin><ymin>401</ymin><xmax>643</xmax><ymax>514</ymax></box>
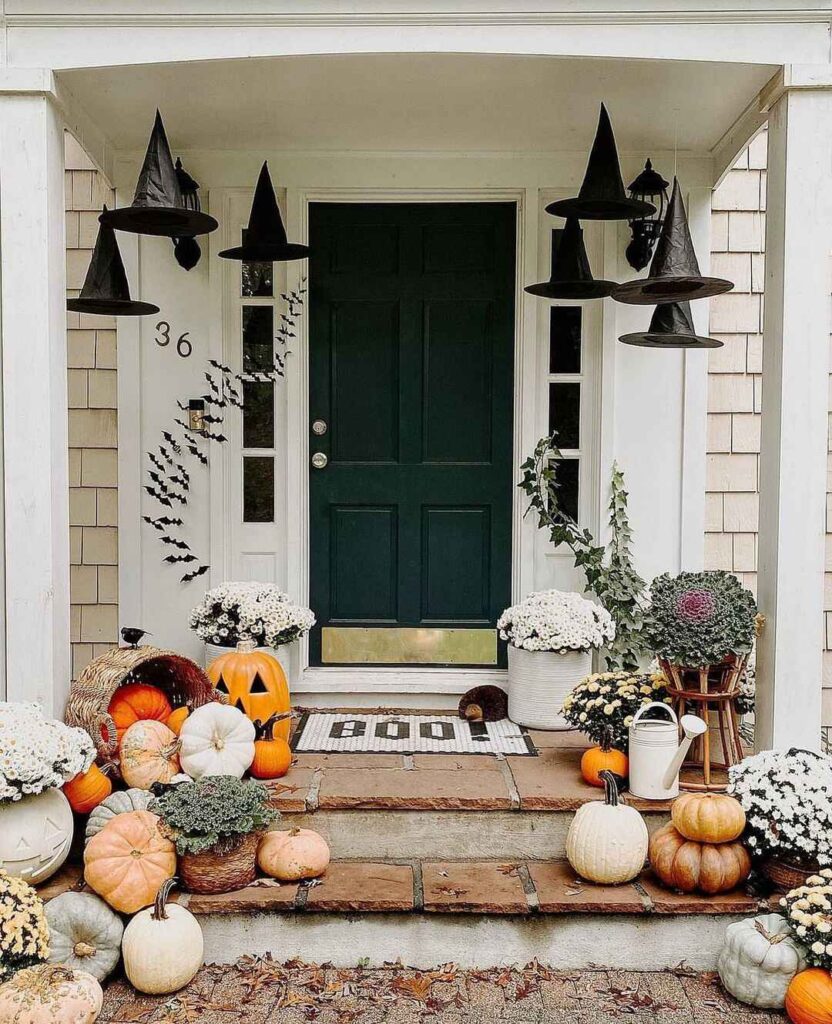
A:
<box><xmin>284</xmin><ymin>809</ymin><xmax>671</xmax><ymax>860</ymax></box>
<box><xmin>201</xmin><ymin>910</ymin><xmax>736</xmax><ymax>971</ymax></box>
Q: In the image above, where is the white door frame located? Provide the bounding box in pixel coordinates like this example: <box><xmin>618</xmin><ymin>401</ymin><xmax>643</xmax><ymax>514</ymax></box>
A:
<box><xmin>284</xmin><ymin>186</ymin><xmax>536</xmax><ymax>695</ymax></box>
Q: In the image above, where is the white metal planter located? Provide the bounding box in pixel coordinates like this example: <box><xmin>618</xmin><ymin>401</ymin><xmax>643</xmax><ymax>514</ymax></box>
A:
<box><xmin>507</xmin><ymin>646</ymin><xmax>591</xmax><ymax>730</ymax></box>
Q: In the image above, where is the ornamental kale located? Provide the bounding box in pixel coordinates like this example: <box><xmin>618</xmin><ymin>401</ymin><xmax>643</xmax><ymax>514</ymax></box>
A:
<box><xmin>645</xmin><ymin>570</ymin><xmax>756</xmax><ymax>667</ymax></box>
<box><xmin>151</xmin><ymin>776</ymin><xmax>277</xmax><ymax>856</ymax></box>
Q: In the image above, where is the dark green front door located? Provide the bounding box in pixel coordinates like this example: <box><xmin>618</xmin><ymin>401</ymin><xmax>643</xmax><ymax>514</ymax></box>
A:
<box><xmin>309</xmin><ymin>202</ymin><xmax>516</xmax><ymax>667</ymax></box>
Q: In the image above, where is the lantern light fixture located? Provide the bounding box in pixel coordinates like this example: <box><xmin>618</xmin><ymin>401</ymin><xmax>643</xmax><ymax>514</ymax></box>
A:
<box><xmin>625</xmin><ymin>159</ymin><xmax>670</xmax><ymax>272</ymax></box>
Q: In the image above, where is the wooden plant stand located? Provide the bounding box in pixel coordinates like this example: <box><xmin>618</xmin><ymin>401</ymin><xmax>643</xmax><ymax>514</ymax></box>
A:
<box><xmin>659</xmin><ymin>657</ymin><xmax>747</xmax><ymax>793</ymax></box>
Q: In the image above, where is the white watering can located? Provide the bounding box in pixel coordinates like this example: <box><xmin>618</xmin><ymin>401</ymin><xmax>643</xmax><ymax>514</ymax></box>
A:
<box><xmin>628</xmin><ymin>702</ymin><xmax>708</xmax><ymax>801</ymax></box>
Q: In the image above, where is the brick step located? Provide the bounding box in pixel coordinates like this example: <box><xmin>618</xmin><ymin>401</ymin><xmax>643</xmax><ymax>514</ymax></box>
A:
<box><xmin>43</xmin><ymin>859</ymin><xmax>762</xmax><ymax>970</ymax></box>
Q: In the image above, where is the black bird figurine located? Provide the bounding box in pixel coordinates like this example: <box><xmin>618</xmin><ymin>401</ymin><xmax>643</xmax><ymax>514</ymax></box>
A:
<box><xmin>121</xmin><ymin>626</ymin><xmax>150</xmax><ymax>648</ymax></box>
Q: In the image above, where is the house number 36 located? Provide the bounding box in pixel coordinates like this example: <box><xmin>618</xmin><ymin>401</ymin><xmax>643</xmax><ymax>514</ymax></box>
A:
<box><xmin>155</xmin><ymin>321</ymin><xmax>193</xmax><ymax>358</ymax></box>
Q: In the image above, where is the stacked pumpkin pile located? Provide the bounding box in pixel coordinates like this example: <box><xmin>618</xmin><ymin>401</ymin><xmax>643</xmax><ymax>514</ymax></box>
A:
<box><xmin>30</xmin><ymin>643</ymin><xmax>332</xmax><ymax>1006</ymax></box>
<box><xmin>649</xmin><ymin>792</ymin><xmax>751</xmax><ymax>895</ymax></box>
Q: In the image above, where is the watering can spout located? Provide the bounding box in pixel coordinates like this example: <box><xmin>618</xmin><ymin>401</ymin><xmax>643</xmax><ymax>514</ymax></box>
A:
<box><xmin>662</xmin><ymin>714</ymin><xmax>708</xmax><ymax>791</ymax></box>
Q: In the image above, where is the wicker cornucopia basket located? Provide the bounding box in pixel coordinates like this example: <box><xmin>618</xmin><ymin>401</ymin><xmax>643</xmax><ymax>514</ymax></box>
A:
<box><xmin>65</xmin><ymin>644</ymin><xmax>224</xmax><ymax>771</ymax></box>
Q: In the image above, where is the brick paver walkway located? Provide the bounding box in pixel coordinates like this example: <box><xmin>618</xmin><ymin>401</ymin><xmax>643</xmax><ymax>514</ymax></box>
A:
<box><xmin>98</xmin><ymin>960</ymin><xmax>785</xmax><ymax>1022</ymax></box>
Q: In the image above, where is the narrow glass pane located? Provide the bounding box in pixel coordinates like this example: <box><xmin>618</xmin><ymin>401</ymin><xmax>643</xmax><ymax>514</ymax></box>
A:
<box><xmin>548</xmin><ymin>382</ymin><xmax>581</xmax><ymax>449</ymax></box>
<box><xmin>242</xmin><ymin>306</ymin><xmax>274</xmax><ymax>372</ymax></box>
<box><xmin>555</xmin><ymin>458</ymin><xmax>580</xmax><ymax>521</ymax></box>
<box><xmin>243</xmin><ymin>380</ymin><xmax>274</xmax><ymax>449</ymax></box>
<box><xmin>243</xmin><ymin>456</ymin><xmax>274</xmax><ymax>523</ymax></box>
<box><xmin>241</xmin><ymin>228</ymin><xmax>273</xmax><ymax>296</ymax></box>
<box><xmin>549</xmin><ymin>306</ymin><xmax>582</xmax><ymax>374</ymax></box>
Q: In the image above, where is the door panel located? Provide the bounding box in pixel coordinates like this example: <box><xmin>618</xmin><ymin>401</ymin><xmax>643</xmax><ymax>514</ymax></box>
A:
<box><xmin>309</xmin><ymin>202</ymin><xmax>515</xmax><ymax>667</ymax></box>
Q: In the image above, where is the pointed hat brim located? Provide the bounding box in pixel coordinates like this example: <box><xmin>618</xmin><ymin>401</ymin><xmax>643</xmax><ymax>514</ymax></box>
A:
<box><xmin>618</xmin><ymin>301</ymin><xmax>723</xmax><ymax>348</ymax></box>
<box><xmin>67</xmin><ymin>296</ymin><xmax>161</xmax><ymax>316</ymax></box>
<box><xmin>101</xmin><ymin>206</ymin><xmax>218</xmax><ymax>238</ymax></box>
<box><xmin>545</xmin><ymin>196</ymin><xmax>655</xmax><ymax>221</ymax></box>
<box><xmin>612</xmin><ymin>275</ymin><xmax>733</xmax><ymax>305</ymax></box>
<box><xmin>218</xmin><ymin>241</ymin><xmax>310</xmax><ymax>262</ymax></box>
<box><xmin>525</xmin><ymin>279</ymin><xmax>616</xmax><ymax>300</ymax></box>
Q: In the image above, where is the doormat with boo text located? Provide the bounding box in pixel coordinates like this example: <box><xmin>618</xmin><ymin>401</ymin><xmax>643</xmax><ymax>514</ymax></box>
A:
<box><xmin>291</xmin><ymin>712</ymin><xmax>537</xmax><ymax>756</ymax></box>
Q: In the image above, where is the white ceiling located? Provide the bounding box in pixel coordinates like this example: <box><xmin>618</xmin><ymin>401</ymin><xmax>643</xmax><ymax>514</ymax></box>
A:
<box><xmin>60</xmin><ymin>53</ymin><xmax>774</xmax><ymax>156</ymax></box>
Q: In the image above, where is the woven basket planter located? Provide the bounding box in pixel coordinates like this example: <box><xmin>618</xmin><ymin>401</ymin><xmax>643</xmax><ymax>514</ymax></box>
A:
<box><xmin>65</xmin><ymin>644</ymin><xmax>224</xmax><ymax>770</ymax></box>
<box><xmin>760</xmin><ymin>857</ymin><xmax>820</xmax><ymax>894</ymax></box>
<box><xmin>178</xmin><ymin>832</ymin><xmax>261</xmax><ymax>894</ymax></box>
<box><xmin>507</xmin><ymin>646</ymin><xmax>591</xmax><ymax>731</ymax></box>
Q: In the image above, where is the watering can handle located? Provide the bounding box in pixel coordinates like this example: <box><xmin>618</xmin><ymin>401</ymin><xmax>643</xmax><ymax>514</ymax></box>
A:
<box><xmin>632</xmin><ymin>701</ymin><xmax>678</xmax><ymax>727</ymax></box>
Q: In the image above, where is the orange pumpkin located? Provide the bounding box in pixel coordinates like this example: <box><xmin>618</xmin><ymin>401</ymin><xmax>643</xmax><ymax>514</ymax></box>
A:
<box><xmin>671</xmin><ymin>792</ymin><xmax>746</xmax><ymax>844</ymax></box>
<box><xmin>62</xmin><ymin>763</ymin><xmax>113</xmax><ymax>815</ymax></box>
<box><xmin>250</xmin><ymin>714</ymin><xmax>294</xmax><ymax>779</ymax></box>
<box><xmin>165</xmin><ymin>706</ymin><xmax>190</xmax><ymax>736</ymax></box>
<box><xmin>649</xmin><ymin>823</ymin><xmax>751</xmax><ymax>895</ymax></box>
<box><xmin>108</xmin><ymin>684</ymin><xmax>172</xmax><ymax>744</ymax></box>
<box><xmin>580</xmin><ymin>729</ymin><xmax>628</xmax><ymax>788</ymax></box>
<box><xmin>119</xmin><ymin>720</ymin><xmax>181</xmax><ymax>790</ymax></box>
<box><xmin>207</xmin><ymin>642</ymin><xmax>290</xmax><ymax>734</ymax></box>
<box><xmin>84</xmin><ymin>810</ymin><xmax>176</xmax><ymax>914</ymax></box>
<box><xmin>786</xmin><ymin>969</ymin><xmax>832</xmax><ymax>1024</ymax></box>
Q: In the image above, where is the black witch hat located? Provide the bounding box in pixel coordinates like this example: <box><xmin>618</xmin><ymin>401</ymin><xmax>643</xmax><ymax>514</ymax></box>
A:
<box><xmin>100</xmin><ymin>111</ymin><xmax>217</xmax><ymax>238</ymax></box>
<box><xmin>613</xmin><ymin>178</ymin><xmax>733</xmax><ymax>304</ymax></box>
<box><xmin>219</xmin><ymin>162</ymin><xmax>309</xmax><ymax>262</ymax></box>
<box><xmin>67</xmin><ymin>212</ymin><xmax>159</xmax><ymax>317</ymax></box>
<box><xmin>525</xmin><ymin>219</ymin><xmax>616</xmax><ymax>300</ymax></box>
<box><xmin>546</xmin><ymin>104</ymin><xmax>656</xmax><ymax>221</ymax></box>
<box><xmin>619</xmin><ymin>301</ymin><xmax>722</xmax><ymax>349</ymax></box>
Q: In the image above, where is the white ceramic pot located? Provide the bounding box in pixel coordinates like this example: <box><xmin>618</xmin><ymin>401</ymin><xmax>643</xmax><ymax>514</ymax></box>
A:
<box><xmin>507</xmin><ymin>646</ymin><xmax>591</xmax><ymax>730</ymax></box>
<box><xmin>0</xmin><ymin>788</ymin><xmax>74</xmax><ymax>884</ymax></box>
<box><xmin>204</xmin><ymin>642</ymin><xmax>289</xmax><ymax>674</ymax></box>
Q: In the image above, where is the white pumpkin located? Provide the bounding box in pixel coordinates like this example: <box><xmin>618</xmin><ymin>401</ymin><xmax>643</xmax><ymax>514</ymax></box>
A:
<box><xmin>717</xmin><ymin>913</ymin><xmax>807</xmax><ymax>1008</ymax></box>
<box><xmin>178</xmin><ymin>703</ymin><xmax>255</xmax><ymax>779</ymax></box>
<box><xmin>566</xmin><ymin>770</ymin><xmax>648</xmax><ymax>884</ymax></box>
<box><xmin>121</xmin><ymin>879</ymin><xmax>204</xmax><ymax>994</ymax></box>
<box><xmin>85</xmin><ymin>788</ymin><xmax>153</xmax><ymax>842</ymax></box>
<box><xmin>0</xmin><ymin>788</ymin><xmax>74</xmax><ymax>884</ymax></box>
<box><xmin>45</xmin><ymin>891</ymin><xmax>124</xmax><ymax>981</ymax></box>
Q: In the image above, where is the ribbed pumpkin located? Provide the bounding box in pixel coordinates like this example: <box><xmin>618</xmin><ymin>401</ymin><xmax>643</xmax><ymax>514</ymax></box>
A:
<box><xmin>580</xmin><ymin>728</ymin><xmax>628</xmax><ymax>788</ymax></box>
<box><xmin>671</xmin><ymin>792</ymin><xmax>746</xmax><ymax>844</ymax></box>
<box><xmin>107</xmin><ymin>683</ymin><xmax>172</xmax><ymax>743</ymax></box>
<box><xmin>63</xmin><ymin>764</ymin><xmax>112</xmax><ymax>815</ymax></box>
<box><xmin>84</xmin><ymin>788</ymin><xmax>154</xmax><ymax>842</ymax></box>
<box><xmin>649</xmin><ymin>823</ymin><xmax>751</xmax><ymax>894</ymax></box>
<box><xmin>250</xmin><ymin>713</ymin><xmax>294</xmax><ymax>779</ymax></box>
<box><xmin>207</xmin><ymin>640</ymin><xmax>290</xmax><ymax>730</ymax></box>
<box><xmin>0</xmin><ymin>965</ymin><xmax>103</xmax><ymax>1024</ymax></box>
<box><xmin>83</xmin><ymin>810</ymin><xmax>176</xmax><ymax>914</ymax></box>
<box><xmin>45</xmin><ymin>892</ymin><xmax>124</xmax><ymax>981</ymax></box>
<box><xmin>786</xmin><ymin>969</ymin><xmax>832</xmax><ymax>1024</ymax></box>
<box><xmin>121</xmin><ymin>879</ymin><xmax>204</xmax><ymax>995</ymax></box>
<box><xmin>119</xmin><ymin>720</ymin><xmax>181</xmax><ymax>790</ymax></box>
<box><xmin>566</xmin><ymin>770</ymin><xmax>648</xmax><ymax>884</ymax></box>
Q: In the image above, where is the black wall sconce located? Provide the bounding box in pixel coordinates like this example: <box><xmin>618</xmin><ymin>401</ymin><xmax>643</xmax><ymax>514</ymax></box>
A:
<box><xmin>625</xmin><ymin>160</ymin><xmax>670</xmax><ymax>271</ymax></box>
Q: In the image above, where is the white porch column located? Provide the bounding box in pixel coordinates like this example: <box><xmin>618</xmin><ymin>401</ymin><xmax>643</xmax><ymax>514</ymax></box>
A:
<box><xmin>756</xmin><ymin>66</ymin><xmax>832</xmax><ymax>750</ymax></box>
<box><xmin>0</xmin><ymin>71</ymin><xmax>70</xmax><ymax>714</ymax></box>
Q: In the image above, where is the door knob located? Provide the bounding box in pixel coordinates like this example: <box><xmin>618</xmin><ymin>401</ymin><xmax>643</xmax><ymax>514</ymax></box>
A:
<box><xmin>311</xmin><ymin>452</ymin><xmax>328</xmax><ymax>470</ymax></box>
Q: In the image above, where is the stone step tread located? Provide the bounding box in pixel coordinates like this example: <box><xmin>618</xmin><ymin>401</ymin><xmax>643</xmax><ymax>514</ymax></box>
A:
<box><xmin>41</xmin><ymin>860</ymin><xmax>764</xmax><ymax>918</ymax></box>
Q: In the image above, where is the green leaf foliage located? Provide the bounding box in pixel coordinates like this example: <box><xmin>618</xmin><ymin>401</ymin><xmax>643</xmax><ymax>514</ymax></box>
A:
<box><xmin>518</xmin><ymin>434</ymin><xmax>647</xmax><ymax>670</ymax></box>
<box><xmin>151</xmin><ymin>776</ymin><xmax>278</xmax><ymax>856</ymax></box>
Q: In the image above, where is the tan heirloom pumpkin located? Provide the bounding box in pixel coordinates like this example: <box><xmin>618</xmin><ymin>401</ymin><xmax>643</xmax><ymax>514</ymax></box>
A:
<box><xmin>649</xmin><ymin>823</ymin><xmax>751</xmax><ymax>894</ymax></box>
<box><xmin>257</xmin><ymin>827</ymin><xmax>331</xmax><ymax>881</ymax></box>
<box><xmin>0</xmin><ymin>964</ymin><xmax>103</xmax><ymax>1024</ymax></box>
<box><xmin>119</xmin><ymin>719</ymin><xmax>181</xmax><ymax>790</ymax></box>
<box><xmin>565</xmin><ymin>771</ymin><xmax>648</xmax><ymax>884</ymax></box>
<box><xmin>207</xmin><ymin>640</ymin><xmax>291</xmax><ymax>732</ymax></box>
<box><xmin>83</xmin><ymin>809</ymin><xmax>176</xmax><ymax>914</ymax></box>
<box><xmin>122</xmin><ymin>879</ymin><xmax>204</xmax><ymax>995</ymax></box>
<box><xmin>671</xmin><ymin>792</ymin><xmax>746</xmax><ymax>844</ymax></box>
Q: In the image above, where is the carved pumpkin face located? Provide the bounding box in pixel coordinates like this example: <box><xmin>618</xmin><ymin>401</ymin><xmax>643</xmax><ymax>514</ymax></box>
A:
<box><xmin>207</xmin><ymin>647</ymin><xmax>290</xmax><ymax>738</ymax></box>
<box><xmin>0</xmin><ymin>788</ymin><xmax>74</xmax><ymax>884</ymax></box>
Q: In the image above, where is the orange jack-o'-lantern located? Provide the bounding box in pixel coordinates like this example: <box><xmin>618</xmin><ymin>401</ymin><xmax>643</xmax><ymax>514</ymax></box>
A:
<box><xmin>207</xmin><ymin>641</ymin><xmax>290</xmax><ymax>738</ymax></box>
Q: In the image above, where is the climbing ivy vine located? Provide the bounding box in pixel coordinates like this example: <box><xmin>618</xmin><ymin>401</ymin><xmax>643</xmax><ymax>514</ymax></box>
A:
<box><xmin>518</xmin><ymin>434</ymin><xmax>648</xmax><ymax>670</ymax></box>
